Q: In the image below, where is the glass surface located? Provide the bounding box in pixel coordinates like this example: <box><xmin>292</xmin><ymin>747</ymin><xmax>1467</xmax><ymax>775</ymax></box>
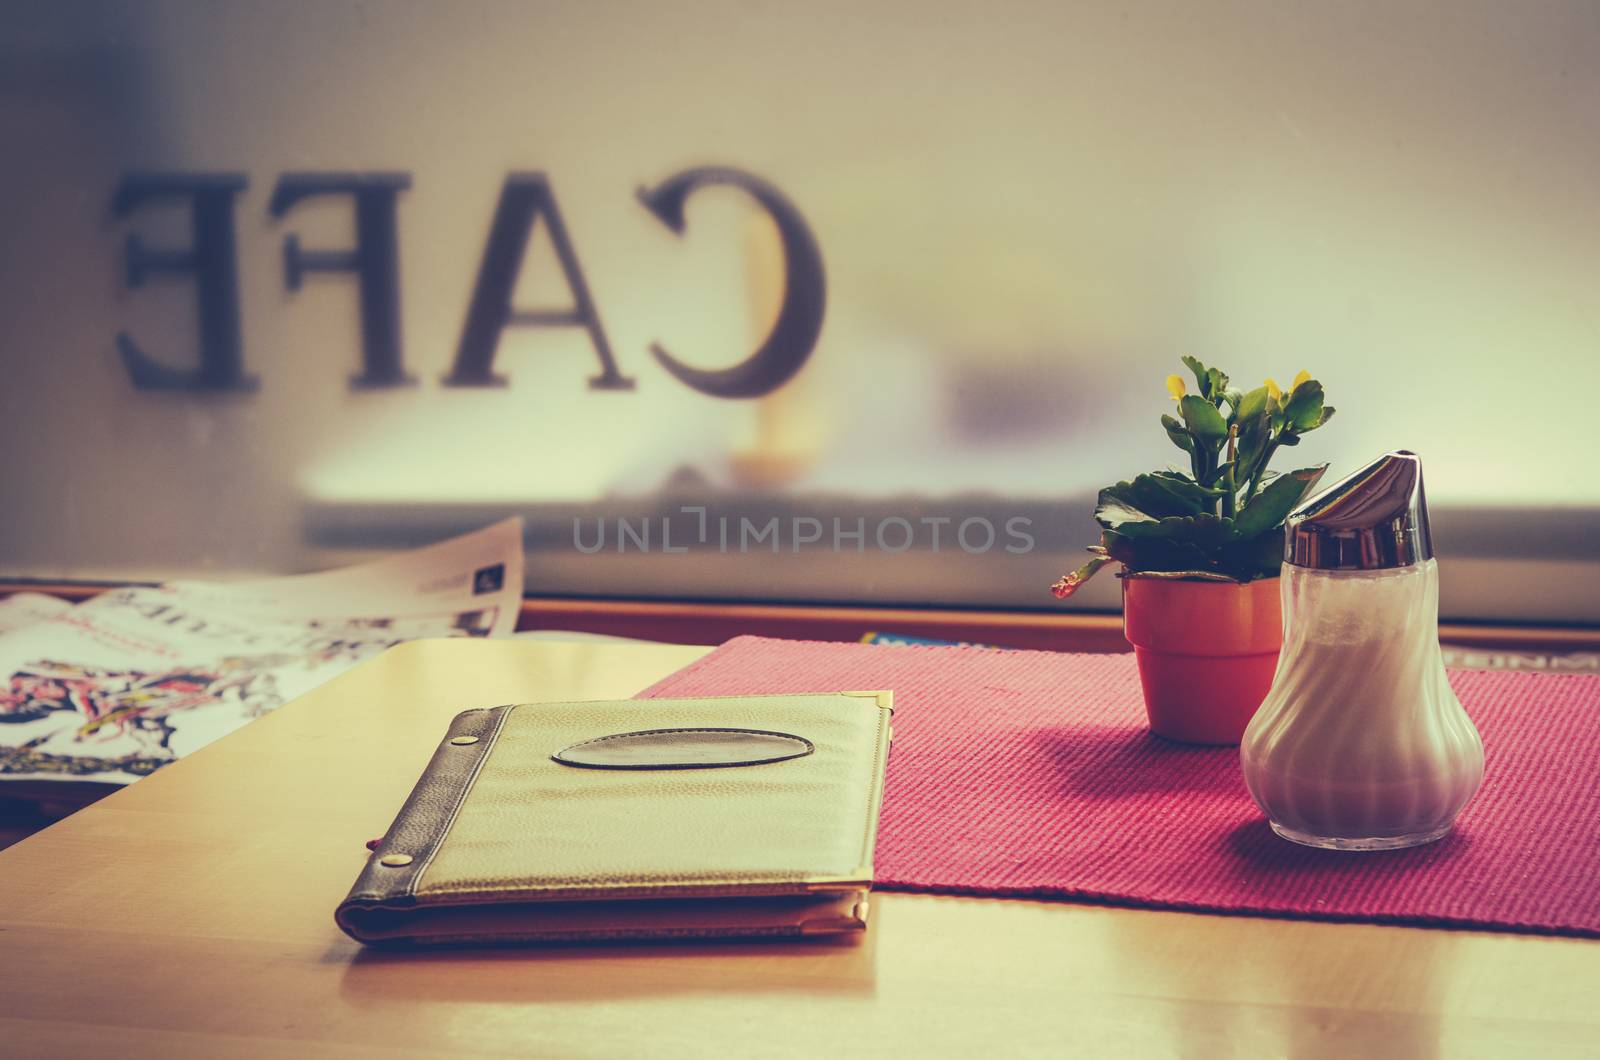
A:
<box><xmin>2</xmin><ymin>1</ymin><xmax>1597</xmax><ymax>619</ymax></box>
<box><xmin>1242</xmin><ymin>562</ymin><xmax>1485</xmax><ymax>848</ymax></box>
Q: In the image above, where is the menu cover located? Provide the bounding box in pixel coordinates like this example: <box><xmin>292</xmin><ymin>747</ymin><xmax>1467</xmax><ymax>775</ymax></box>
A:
<box><xmin>337</xmin><ymin>691</ymin><xmax>893</xmax><ymax>945</ymax></box>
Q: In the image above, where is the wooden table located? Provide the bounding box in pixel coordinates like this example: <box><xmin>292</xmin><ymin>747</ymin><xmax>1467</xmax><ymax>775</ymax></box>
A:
<box><xmin>0</xmin><ymin>640</ymin><xmax>1595</xmax><ymax>1058</ymax></box>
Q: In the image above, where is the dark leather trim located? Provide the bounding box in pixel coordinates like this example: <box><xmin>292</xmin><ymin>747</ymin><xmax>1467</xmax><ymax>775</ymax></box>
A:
<box><xmin>337</xmin><ymin>705</ymin><xmax>511</xmax><ymax>923</ymax></box>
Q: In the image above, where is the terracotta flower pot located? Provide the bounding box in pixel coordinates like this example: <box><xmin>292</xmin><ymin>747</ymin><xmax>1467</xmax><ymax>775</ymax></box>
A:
<box><xmin>1121</xmin><ymin>575</ymin><xmax>1283</xmax><ymax>745</ymax></box>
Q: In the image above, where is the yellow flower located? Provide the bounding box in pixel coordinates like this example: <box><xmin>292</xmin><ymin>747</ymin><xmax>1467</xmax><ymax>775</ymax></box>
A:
<box><xmin>1292</xmin><ymin>369</ymin><xmax>1312</xmax><ymax>391</ymax></box>
<box><xmin>1166</xmin><ymin>374</ymin><xmax>1186</xmax><ymax>401</ymax></box>
<box><xmin>1264</xmin><ymin>378</ymin><xmax>1282</xmax><ymax>403</ymax></box>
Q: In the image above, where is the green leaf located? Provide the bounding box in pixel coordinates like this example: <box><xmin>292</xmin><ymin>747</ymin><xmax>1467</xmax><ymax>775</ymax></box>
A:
<box><xmin>1231</xmin><ymin>464</ymin><xmax>1328</xmax><ymax>538</ymax></box>
<box><xmin>1283</xmin><ymin>379</ymin><xmax>1325</xmax><ymax>432</ymax></box>
<box><xmin>1179</xmin><ymin>394</ymin><xmax>1229</xmax><ymax>443</ymax></box>
<box><xmin>1221</xmin><ymin>388</ymin><xmax>1244</xmax><ymax>419</ymax></box>
<box><xmin>1095</xmin><ymin>474</ymin><xmax>1208</xmax><ymax>528</ymax></box>
<box><xmin>1149</xmin><ymin>469</ymin><xmax>1226</xmax><ymax>498</ymax></box>
<box><xmin>1051</xmin><ymin>555</ymin><xmax>1114</xmax><ymax>599</ymax></box>
<box><xmin>1235</xmin><ymin>385</ymin><xmax>1271</xmax><ymax>423</ymax></box>
<box><xmin>1100</xmin><ymin>529</ymin><xmax>1137</xmax><ymax>565</ymax></box>
<box><xmin>1308</xmin><ymin>405</ymin><xmax>1335</xmax><ymax>430</ymax></box>
<box><xmin>1234</xmin><ymin>407</ymin><xmax>1272</xmax><ymax>479</ymax></box>
<box><xmin>1207</xmin><ymin>368</ymin><xmax>1230</xmax><ymax>404</ymax></box>
<box><xmin>1102</xmin><ymin>528</ymin><xmax>1216</xmax><ymax>575</ymax></box>
<box><xmin>1180</xmin><ymin>355</ymin><xmax>1211</xmax><ymax>397</ymax></box>
<box><xmin>1113</xmin><ymin>512</ymin><xmax>1237</xmax><ymax>550</ymax></box>
<box><xmin>1160</xmin><ymin>413</ymin><xmax>1194</xmax><ymax>453</ymax></box>
<box><xmin>1216</xmin><ymin>532</ymin><xmax>1287</xmax><ymax>580</ymax></box>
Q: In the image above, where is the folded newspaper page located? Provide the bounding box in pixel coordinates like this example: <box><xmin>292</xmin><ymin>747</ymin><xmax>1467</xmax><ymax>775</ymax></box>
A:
<box><xmin>0</xmin><ymin>519</ymin><xmax>524</xmax><ymax>786</ymax></box>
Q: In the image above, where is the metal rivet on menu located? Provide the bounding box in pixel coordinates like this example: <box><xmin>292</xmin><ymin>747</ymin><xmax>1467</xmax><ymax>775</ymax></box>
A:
<box><xmin>450</xmin><ymin>735</ymin><xmax>479</xmax><ymax>746</ymax></box>
<box><xmin>379</xmin><ymin>854</ymin><xmax>414</xmax><ymax>867</ymax></box>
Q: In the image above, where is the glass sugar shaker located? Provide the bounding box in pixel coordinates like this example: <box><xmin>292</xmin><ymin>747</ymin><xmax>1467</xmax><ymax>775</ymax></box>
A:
<box><xmin>1241</xmin><ymin>451</ymin><xmax>1484</xmax><ymax>850</ymax></box>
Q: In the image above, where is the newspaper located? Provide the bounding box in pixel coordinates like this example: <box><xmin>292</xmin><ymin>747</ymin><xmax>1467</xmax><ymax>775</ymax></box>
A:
<box><xmin>0</xmin><ymin>519</ymin><xmax>524</xmax><ymax>786</ymax></box>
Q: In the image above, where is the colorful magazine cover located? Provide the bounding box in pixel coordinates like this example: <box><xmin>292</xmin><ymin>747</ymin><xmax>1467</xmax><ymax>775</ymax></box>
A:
<box><xmin>0</xmin><ymin>519</ymin><xmax>524</xmax><ymax>786</ymax></box>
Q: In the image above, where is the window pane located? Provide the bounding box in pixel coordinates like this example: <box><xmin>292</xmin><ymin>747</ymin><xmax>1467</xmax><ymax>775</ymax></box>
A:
<box><xmin>3</xmin><ymin>1</ymin><xmax>1596</xmax><ymax>622</ymax></box>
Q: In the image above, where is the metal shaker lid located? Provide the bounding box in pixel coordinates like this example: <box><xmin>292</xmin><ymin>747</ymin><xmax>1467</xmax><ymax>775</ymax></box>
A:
<box><xmin>1285</xmin><ymin>450</ymin><xmax>1433</xmax><ymax>570</ymax></box>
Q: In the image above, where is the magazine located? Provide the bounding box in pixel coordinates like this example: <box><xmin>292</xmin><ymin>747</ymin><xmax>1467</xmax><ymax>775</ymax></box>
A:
<box><xmin>0</xmin><ymin>519</ymin><xmax>524</xmax><ymax>786</ymax></box>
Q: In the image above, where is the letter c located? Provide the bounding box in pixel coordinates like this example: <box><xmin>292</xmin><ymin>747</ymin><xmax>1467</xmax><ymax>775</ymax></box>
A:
<box><xmin>636</xmin><ymin>167</ymin><xmax>825</xmax><ymax>399</ymax></box>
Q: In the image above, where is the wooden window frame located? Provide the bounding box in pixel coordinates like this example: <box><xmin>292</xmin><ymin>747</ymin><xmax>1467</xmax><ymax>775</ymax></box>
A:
<box><xmin>7</xmin><ymin>581</ymin><xmax>1597</xmax><ymax>653</ymax></box>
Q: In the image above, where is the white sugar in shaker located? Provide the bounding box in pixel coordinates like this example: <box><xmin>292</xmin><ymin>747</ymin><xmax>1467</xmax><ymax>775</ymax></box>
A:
<box><xmin>1241</xmin><ymin>451</ymin><xmax>1484</xmax><ymax>850</ymax></box>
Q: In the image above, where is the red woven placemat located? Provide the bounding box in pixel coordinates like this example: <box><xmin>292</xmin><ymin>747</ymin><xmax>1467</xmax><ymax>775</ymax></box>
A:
<box><xmin>640</xmin><ymin>636</ymin><xmax>1600</xmax><ymax>937</ymax></box>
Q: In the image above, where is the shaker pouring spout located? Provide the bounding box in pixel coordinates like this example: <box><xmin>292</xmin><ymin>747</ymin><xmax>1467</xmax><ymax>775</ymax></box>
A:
<box><xmin>1284</xmin><ymin>450</ymin><xmax>1432</xmax><ymax>571</ymax></box>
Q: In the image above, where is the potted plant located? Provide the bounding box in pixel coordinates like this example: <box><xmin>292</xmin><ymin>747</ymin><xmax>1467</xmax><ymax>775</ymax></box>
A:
<box><xmin>1051</xmin><ymin>357</ymin><xmax>1336</xmax><ymax>744</ymax></box>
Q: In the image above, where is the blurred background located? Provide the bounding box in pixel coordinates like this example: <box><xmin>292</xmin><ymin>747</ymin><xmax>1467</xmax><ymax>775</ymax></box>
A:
<box><xmin>1</xmin><ymin>0</ymin><xmax>1596</xmax><ymax>621</ymax></box>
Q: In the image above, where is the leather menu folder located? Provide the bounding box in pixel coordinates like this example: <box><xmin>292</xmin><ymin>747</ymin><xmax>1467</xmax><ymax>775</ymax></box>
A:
<box><xmin>336</xmin><ymin>691</ymin><xmax>893</xmax><ymax>945</ymax></box>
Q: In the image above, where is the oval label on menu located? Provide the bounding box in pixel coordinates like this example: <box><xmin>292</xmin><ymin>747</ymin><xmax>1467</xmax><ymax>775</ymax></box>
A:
<box><xmin>552</xmin><ymin>728</ymin><xmax>815</xmax><ymax>770</ymax></box>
